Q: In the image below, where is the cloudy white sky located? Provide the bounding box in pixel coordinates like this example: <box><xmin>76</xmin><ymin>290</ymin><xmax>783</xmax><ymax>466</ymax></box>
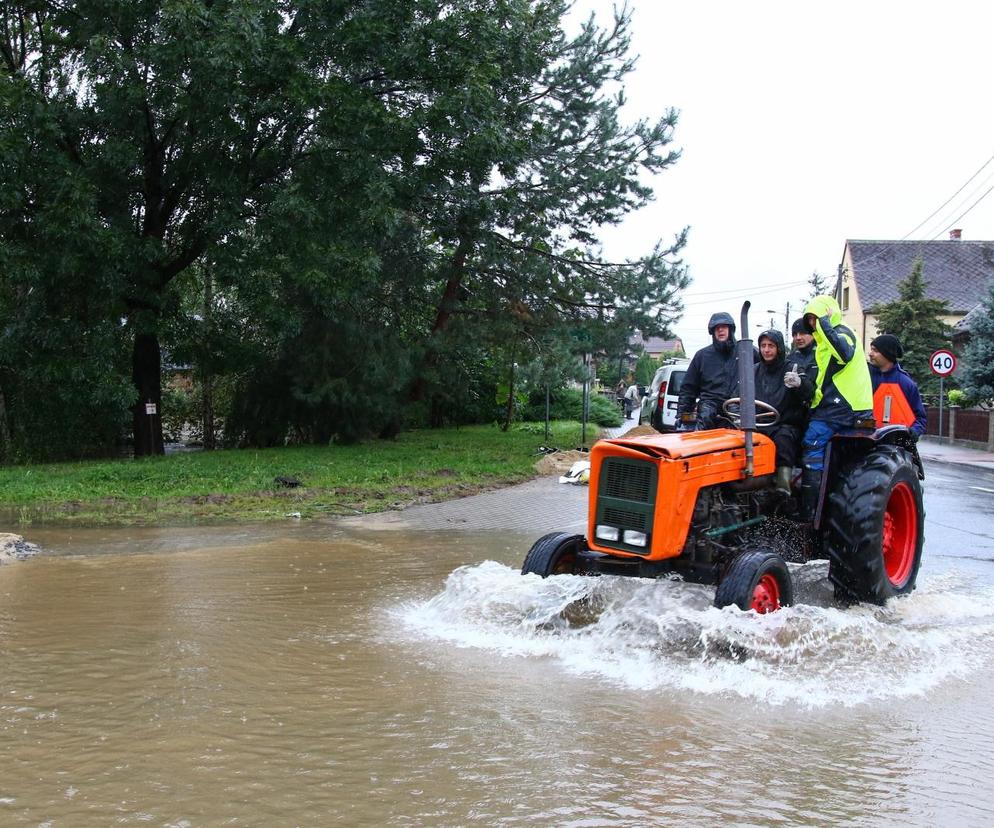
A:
<box><xmin>573</xmin><ymin>0</ymin><xmax>994</xmax><ymax>352</ymax></box>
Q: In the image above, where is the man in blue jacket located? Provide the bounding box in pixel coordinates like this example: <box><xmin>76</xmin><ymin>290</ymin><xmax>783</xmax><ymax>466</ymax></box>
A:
<box><xmin>868</xmin><ymin>334</ymin><xmax>927</xmax><ymax>438</ymax></box>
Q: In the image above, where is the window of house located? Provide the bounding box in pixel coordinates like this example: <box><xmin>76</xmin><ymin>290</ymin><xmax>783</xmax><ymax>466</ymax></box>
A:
<box><xmin>842</xmin><ymin>286</ymin><xmax>849</xmax><ymax>310</ymax></box>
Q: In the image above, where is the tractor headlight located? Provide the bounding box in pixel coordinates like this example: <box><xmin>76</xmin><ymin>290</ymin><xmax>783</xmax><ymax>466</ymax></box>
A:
<box><xmin>623</xmin><ymin>530</ymin><xmax>647</xmax><ymax>547</ymax></box>
<box><xmin>595</xmin><ymin>525</ymin><xmax>620</xmax><ymax>542</ymax></box>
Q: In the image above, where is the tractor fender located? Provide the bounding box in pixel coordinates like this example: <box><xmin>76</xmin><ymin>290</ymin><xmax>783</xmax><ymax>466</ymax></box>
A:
<box><xmin>826</xmin><ymin>425</ymin><xmax>924</xmax><ymax>480</ymax></box>
<box><xmin>816</xmin><ymin>425</ymin><xmax>924</xmax><ymax>530</ymax></box>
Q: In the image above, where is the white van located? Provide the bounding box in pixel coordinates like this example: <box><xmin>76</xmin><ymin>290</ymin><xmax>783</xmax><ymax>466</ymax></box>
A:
<box><xmin>639</xmin><ymin>358</ymin><xmax>691</xmax><ymax>432</ymax></box>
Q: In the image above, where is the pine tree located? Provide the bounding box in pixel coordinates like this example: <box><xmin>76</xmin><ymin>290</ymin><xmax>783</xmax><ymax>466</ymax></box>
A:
<box><xmin>961</xmin><ymin>284</ymin><xmax>994</xmax><ymax>405</ymax></box>
<box><xmin>808</xmin><ymin>270</ymin><xmax>831</xmax><ymax>299</ymax></box>
<box><xmin>870</xmin><ymin>257</ymin><xmax>952</xmax><ymax>394</ymax></box>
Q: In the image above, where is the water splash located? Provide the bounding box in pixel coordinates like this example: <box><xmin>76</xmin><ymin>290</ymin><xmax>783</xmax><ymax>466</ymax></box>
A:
<box><xmin>397</xmin><ymin>561</ymin><xmax>994</xmax><ymax>707</ymax></box>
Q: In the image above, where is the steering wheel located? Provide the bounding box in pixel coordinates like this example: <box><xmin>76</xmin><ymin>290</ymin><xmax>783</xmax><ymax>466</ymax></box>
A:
<box><xmin>722</xmin><ymin>398</ymin><xmax>780</xmax><ymax>428</ymax></box>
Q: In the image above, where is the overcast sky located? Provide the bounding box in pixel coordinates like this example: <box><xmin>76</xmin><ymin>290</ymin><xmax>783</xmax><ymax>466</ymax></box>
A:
<box><xmin>572</xmin><ymin>0</ymin><xmax>994</xmax><ymax>352</ymax></box>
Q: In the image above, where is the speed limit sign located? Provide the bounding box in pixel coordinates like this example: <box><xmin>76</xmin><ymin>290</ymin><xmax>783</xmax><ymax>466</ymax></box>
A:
<box><xmin>930</xmin><ymin>349</ymin><xmax>957</xmax><ymax>376</ymax></box>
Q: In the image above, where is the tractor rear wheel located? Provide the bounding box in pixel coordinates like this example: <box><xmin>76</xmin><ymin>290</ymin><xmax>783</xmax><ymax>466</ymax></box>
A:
<box><xmin>714</xmin><ymin>549</ymin><xmax>793</xmax><ymax>613</ymax></box>
<box><xmin>521</xmin><ymin>532</ymin><xmax>584</xmax><ymax>577</ymax></box>
<box><xmin>824</xmin><ymin>445</ymin><xmax>924</xmax><ymax>605</ymax></box>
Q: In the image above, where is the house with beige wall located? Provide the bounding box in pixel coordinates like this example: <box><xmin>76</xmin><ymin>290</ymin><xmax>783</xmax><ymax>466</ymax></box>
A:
<box><xmin>838</xmin><ymin>233</ymin><xmax>994</xmax><ymax>351</ymax></box>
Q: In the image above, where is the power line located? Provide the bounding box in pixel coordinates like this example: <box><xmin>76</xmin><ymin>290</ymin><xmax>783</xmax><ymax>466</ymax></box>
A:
<box><xmin>680</xmin><ymin>280</ymin><xmax>808</xmax><ymax>308</ymax></box>
<box><xmin>905</xmin><ymin>151</ymin><xmax>994</xmax><ymax>239</ymax></box>
<box><xmin>681</xmin><ymin>278</ymin><xmax>806</xmax><ymax>300</ymax></box>
<box><xmin>920</xmin><ymin>165</ymin><xmax>994</xmax><ymax>240</ymax></box>
<box><xmin>930</xmin><ymin>182</ymin><xmax>994</xmax><ymax>240</ymax></box>
<box><xmin>851</xmin><ymin>148</ymin><xmax>994</xmax><ymax>269</ymax></box>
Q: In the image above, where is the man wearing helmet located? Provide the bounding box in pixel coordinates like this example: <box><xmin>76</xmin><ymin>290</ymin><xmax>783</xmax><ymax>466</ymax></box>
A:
<box><xmin>676</xmin><ymin>311</ymin><xmax>745</xmax><ymax>430</ymax></box>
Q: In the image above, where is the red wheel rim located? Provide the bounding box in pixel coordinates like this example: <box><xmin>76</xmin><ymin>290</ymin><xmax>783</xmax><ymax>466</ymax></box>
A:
<box><xmin>882</xmin><ymin>481</ymin><xmax>917</xmax><ymax>587</ymax></box>
<box><xmin>751</xmin><ymin>573</ymin><xmax>781</xmax><ymax>613</ymax></box>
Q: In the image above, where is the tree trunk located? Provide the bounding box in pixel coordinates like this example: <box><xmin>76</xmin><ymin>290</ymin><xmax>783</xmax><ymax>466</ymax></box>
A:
<box><xmin>408</xmin><ymin>232</ymin><xmax>474</xmax><ymax>407</ymax></box>
<box><xmin>0</xmin><ymin>381</ymin><xmax>11</xmax><ymax>462</ymax></box>
<box><xmin>131</xmin><ymin>331</ymin><xmax>165</xmax><ymax>456</ymax></box>
<box><xmin>501</xmin><ymin>354</ymin><xmax>516</xmax><ymax>432</ymax></box>
<box><xmin>201</xmin><ymin>373</ymin><xmax>216</xmax><ymax>450</ymax></box>
<box><xmin>201</xmin><ymin>269</ymin><xmax>216</xmax><ymax>450</ymax></box>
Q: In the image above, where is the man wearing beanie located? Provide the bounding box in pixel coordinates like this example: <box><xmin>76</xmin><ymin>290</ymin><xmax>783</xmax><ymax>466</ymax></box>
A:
<box><xmin>868</xmin><ymin>334</ymin><xmax>927</xmax><ymax>438</ymax></box>
<box><xmin>787</xmin><ymin>318</ymin><xmax>818</xmax><ymax>415</ymax></box>
<box><xmin>788</xmin><ymin>318</ymin><xmax>817</xmax><ymax>378</ymax></box>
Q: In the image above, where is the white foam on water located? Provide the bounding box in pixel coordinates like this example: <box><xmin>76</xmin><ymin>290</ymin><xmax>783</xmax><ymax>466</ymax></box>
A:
<box><xmin>395</xmin><ymin>561</ymin><xmax>994</xmax><ymax>707</ymax></box>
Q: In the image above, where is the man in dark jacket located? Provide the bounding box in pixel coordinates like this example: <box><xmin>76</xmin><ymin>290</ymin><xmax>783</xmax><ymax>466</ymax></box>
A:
<box><xmin>677</xmin><ymin>311</ymin><xmax>742</xmax><ymax>430</ymax></box>
<box><xmin>787</xmin><ymin>318</ymin><xmax>817</xmax><ymax>384</ymax></box>
<box><xmin>868</xmin><ymin>334</ymin><xmax>927</xmax><ymax>437</ymax></box>
<box><xmin>755</xmin><ymin>329</ymin><xmax>813</xmax><ymax>491</ymax></box>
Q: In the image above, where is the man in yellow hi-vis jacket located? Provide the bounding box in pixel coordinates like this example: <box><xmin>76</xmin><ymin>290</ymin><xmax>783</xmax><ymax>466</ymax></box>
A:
<box><xmin>800</xmin><ymin>295</ymin><xmax>874</xmax><ymax>519</ymax></box>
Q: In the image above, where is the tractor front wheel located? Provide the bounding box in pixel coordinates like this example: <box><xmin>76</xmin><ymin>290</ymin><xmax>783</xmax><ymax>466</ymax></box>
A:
<box><xmin>521</xmin><ymin>532</ymin><xmax>584</xmax><ymax>577</ymax></box>
<box><xmin>714</xmin><ymin>549</ymin><xmax>793</xmax><ymax>613</ymax></box>
<box><xmin>825</xmin><ymin>445</ymin><xmax>924</xmax><ymax>605</ymax></box>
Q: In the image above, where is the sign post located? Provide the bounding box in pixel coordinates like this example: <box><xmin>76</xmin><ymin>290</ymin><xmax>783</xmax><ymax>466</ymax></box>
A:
<box><xmin>929</xmin><ymin>349</ymin><xmax>957</xmax><ymax>438</ymax></box>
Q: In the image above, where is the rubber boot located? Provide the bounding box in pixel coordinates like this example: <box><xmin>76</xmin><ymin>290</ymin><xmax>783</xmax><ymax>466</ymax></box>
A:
<box><xmin>775</xmin><ymin>466</ymin><xmax>793</xmax><ymax>495</ymax></box>
<box><xmin>800</xmin><ymin>468</ymin><xmax>821</xmax><ymax>523</ymax></box>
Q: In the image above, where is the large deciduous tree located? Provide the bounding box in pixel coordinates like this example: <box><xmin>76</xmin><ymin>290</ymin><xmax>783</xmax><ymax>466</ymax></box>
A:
<box><xmin>1</xmin><ymin>0</ymin><xmax>416</xmax><ymax>455</ymax></box>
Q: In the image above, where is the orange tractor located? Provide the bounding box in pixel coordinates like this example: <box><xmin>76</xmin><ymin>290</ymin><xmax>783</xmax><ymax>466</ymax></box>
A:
<box><xmin>522</xmin><ymin>303</ymin><xmax>925</xmax><ymax>612</ymax></box>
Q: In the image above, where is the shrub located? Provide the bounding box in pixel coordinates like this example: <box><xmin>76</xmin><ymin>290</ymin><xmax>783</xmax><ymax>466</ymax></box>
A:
<box><xmin>947</xmin><ymin>388</ymin><xmax>974</xmax><ymax>408</ymax></box>
<box><xmin>521</xmin><ymin>387</ymin><xmax>622</xmax><ymax>427</ymax></box>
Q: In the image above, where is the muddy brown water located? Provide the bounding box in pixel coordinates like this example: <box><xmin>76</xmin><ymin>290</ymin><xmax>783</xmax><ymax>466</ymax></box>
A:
<box><xmin>3</xmin><ymin>509</ymin><xmax>994</xmax><ymax>826</ymax></box>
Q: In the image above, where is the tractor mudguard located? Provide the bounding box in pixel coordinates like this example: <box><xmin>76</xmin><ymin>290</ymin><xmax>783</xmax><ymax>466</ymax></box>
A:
<box><xmin>817</xmin><ymin>425</ymin><xmax>924</xmax><ymax>529</ymax></box>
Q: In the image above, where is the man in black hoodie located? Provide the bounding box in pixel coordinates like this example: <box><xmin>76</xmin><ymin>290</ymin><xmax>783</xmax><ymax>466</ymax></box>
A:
<box><xmin>677</xmin><ymin>311</ymin><xmax>741</xmax><ymax>430</ymax></box>
<box><xmin>755</xmin><ymin>329</ymin><xmax>813</xmax><ymax>492</ymax></box>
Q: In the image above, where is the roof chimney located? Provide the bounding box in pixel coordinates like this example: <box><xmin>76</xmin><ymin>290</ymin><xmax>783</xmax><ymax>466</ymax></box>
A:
<box><xmin>950</xmin><ymin>228</ymin><xmax>962</xmax><ymax>240</ymax></box>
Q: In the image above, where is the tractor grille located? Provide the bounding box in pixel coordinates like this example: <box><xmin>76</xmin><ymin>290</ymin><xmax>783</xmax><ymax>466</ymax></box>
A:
<box><xmin>603</xmin><ymin>460</ymin><xmax>653</xmax><ymax>503</ymax></box>
<box><xmin>594</xmin><ymin>457</ymin><xmax>658</xmax><ymax>555</ymax></box>
<box><xmin>603</xmin><ymin>507</ymin><xmax>646</xmax><ymax>532</ymax></box>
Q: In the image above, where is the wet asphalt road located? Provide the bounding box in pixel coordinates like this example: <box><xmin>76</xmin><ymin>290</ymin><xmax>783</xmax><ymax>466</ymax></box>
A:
<box><xmin>922</xmin><ymin>460</ymin><xmax>994</xmax><ymax>565</ymax></box>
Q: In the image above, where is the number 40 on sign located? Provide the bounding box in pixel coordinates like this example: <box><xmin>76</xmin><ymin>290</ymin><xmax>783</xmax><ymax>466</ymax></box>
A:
<box><xmin>930</xmin><ymin>349</ymin><xmax>956</xmax><ymax>377</ymax></box>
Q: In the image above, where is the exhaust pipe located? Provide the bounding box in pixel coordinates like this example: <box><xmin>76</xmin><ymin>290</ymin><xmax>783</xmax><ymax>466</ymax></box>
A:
<box><xmin>737</xmin><ymin>301</ymin><xmax>756</xmax><ymax>477</ymax></box>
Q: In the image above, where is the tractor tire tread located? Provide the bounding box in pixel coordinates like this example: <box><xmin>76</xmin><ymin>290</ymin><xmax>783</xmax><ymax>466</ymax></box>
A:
<box><xmin>521</xmin><ymin>532</ymin><xmax>584</xmax><ymax>577</ymax></box>
<box><xmin>714</xmin><ymin>548</ymin><xmax>794</xmax><ymax>611</ymax></box>
<box><xmin>824</xmin><ymin>445</ymin><xmax>923</xmax><ymax>605</ymax></box>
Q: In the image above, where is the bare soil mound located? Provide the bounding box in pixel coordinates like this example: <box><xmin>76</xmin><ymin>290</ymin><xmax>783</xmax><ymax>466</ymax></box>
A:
<box><xmin>534</xmin><ymin>449</ymin><xmax>591</xmax><ymax>476</ymax></box>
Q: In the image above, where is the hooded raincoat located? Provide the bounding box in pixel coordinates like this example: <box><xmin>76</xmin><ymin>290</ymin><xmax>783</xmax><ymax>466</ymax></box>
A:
<box><xmin>676</xmin><ymin>311</ymin><xmax>742</xmax><ymax>429</ymax></box>
<box><xmin>755</xmin><ymin>329</ymin><xmax>811</xmax><ymax>467</ymax></box>
<box><xmin>803</xmin><ymin>295</ymin><xmax>873</xmax><ymax>424</ymax></box>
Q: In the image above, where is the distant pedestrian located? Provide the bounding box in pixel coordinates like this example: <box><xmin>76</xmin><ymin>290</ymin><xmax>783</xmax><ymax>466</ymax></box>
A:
<box><xmin>624</xmin><ymin>382</ymin><xmax>640</xmax><ymax>420</ymax></box>
<box><xmin>868</xmin><ymin>334</ymin><xmax>927</xmax><ymax>438</ymax></box>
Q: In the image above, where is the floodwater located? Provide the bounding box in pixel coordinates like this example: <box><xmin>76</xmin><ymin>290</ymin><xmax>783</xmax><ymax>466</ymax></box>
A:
<box><xmin>2</xmin><ymin>518</ymin><xmax>994</xmax><ymax>826</ymax></box>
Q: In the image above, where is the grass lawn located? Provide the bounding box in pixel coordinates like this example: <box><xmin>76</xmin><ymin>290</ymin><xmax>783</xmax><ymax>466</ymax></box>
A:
<box><xmin>0</xmin><ymin>422</ymin><xmax>587</xmax><ymax>526</ymax></box>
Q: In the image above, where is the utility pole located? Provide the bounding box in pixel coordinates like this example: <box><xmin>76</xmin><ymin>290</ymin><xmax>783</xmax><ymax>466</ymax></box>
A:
<box><xmin>784</xmin><ymin>301</ymin><xmax>791</xmax><ymax>332</ymax></box>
